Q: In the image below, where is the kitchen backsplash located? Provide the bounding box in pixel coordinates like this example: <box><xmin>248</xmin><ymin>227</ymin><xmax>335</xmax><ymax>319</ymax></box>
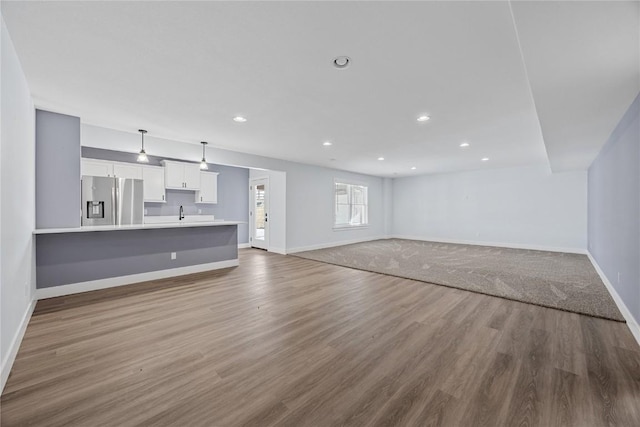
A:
<box><xmin>145</xmin><ymin>189</ymin><xmax>215</xmax><ymax>217</ymax></box>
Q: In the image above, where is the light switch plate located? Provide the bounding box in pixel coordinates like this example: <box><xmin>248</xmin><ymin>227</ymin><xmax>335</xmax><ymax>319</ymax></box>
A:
<box><xmin>171</xmin><ymin>252</ymin><xmax>176</xmax><ymax>260</ymax></box>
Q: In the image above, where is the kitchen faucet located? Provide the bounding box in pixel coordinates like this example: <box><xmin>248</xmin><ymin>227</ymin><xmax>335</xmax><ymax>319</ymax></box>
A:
<box><xmin>179</xmin><ymin>205</ymin><xmax>185</xmax><ymax>221</ymax></box>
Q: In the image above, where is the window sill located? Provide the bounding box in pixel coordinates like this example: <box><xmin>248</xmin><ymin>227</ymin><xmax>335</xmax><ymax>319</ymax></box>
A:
<box><xmin>333</xmin><ymin>225</ymin><xmax>369</xmax><ymax>231</ymax></box>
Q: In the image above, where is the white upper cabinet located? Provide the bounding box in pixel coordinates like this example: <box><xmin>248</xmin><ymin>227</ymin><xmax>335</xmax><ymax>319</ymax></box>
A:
<box><xmin>183</xmin><ymin>164</ymin><xmax>201</xmax><ymax>190</ymax></box>
<box><xmin>142</xmin><ymin>166</ymin><xmax>166</xmax><ymax>202</ymax></box>
<box><xmin>163</xmin><ymin>161</ymin><xmax>184</xmax><ymax>189</ymax></box>
<box><xmin>81</xmin><ymin>159</ymin><xmax>113</xmax><ymax>177</ymax></box>
<box><xmin>161</xmin><ymin>160</ymin><xmax>201</xmax><ymax>190</ymax></box>
<box><xmin>81</xmin><ymin>158</ymin><xmax>206</xmax><ymax>203</ymax></box>
<box><xmin>196</xmin><ymin>172</ymin><xmax>218</xmax><ymax>204</ymax></box>
<box><xmin>113</xmin><ymin>163</ymin><xmax>143</xmax><ymax>179</ymax></box>
<box><xmin>81</xmin><ymin>159</ymin><xmax>143</xmax><ymax>179</ymax></box>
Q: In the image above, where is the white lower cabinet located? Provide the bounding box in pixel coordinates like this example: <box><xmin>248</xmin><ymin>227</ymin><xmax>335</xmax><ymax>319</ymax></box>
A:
<box><xmin>142</xmin><ymin>166</ymin><xmax>166</xmax><ymax>202</ymax></box>
<box><xmin>196</xmin><ymin>172</ymin><xmax>218</xmax><ymax>204</ymax></box>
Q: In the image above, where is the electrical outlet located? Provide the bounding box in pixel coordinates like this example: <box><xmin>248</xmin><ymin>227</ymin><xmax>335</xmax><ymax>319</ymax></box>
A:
<box><xmin>171</xmin><ymin>252</ymin><xmax>177</xmax><ymax>260</ymax></box>
<box><xmin>144</xmin><ymin>208</ymin><xmax>148</xmax><ymax>215</ymax></box>
<box><xmin>617</xmin><ymin>272</ymin><xmax>621</xmax><ymax>284</ymax></box>
<box><xmin>198</xmin><ymin>209</ymin><xmax>202</xmax><ymax>214</ymax></box>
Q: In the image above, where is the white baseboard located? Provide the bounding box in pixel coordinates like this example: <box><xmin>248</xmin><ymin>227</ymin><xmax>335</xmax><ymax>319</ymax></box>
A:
<box><xmin>35</xmin><ymin>259</ymin><xmax>239</xmax><ymax>300</ymax></box>
<box><xmin>287</xmin><ymin>235</ymin><xmax>388</xmax><ymax>254</ymax></box>
<box><xmin>391</xmin><ymin>234</ymin><xmax>587</xmax><ymax>255</ymax></box>
<box><xmin>1</xmin><ymin>299</ymin><xmax>36</xmax><ymax>394</ymax></box>
<box><xmin>238</xmin><ymin>243</ymin><xmax>251</xmax><ymax>249</ymax></box>
<box><xmin>587</xmin><ymin>252</ymin><xmax>640</xmax><ymax>346</ymax></box>
<box><xmin>269</xmin><ymin>247</ymin><xmax>287</xmax><ymax>255</ymax></box>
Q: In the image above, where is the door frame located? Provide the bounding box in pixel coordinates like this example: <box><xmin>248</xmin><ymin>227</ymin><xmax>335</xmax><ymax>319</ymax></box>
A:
<box><xmin>249</xmin><ymin>177</ymin><xmax>269</xmax><ymax>250</ymax></box>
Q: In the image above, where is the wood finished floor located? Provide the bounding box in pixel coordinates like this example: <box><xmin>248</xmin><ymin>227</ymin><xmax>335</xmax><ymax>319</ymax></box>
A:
<box><xmin>2</xmin><ymin>249</ymin><xmax>640</xmax><ymax>427</ymax></box>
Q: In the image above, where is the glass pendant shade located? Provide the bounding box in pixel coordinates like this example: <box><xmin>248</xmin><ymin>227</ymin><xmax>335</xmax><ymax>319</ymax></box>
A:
<box><xmin>137</xmin><ymin>150</ymin><xmax>148</xmax><ymax>163</ymax></box>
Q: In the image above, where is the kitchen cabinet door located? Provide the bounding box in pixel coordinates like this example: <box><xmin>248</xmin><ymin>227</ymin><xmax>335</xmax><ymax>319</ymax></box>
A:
<box><xmin>81</xmin><ymin>159</ymin><xmax>113</xmax><ymax>177</ymax></box>
<box><xmin>163</xmin><ymin>161</ymin><xmax>185</xmax><ymax>189</ymax></box>
<box><xmin>142</xmin><ymin>166</ymin><xmax>166</xmax><ymax>202</ymax></box>
<box><xmin>196</xmin><ymin>172</ymin><xmax>218</xmax><ymax>204</ymax></box>
<box><xmin>113</xmin><ymin>162</ymin><xmax>143</xmax><ymax>179</ymax></box>
<box><xmin>183</xmin><ymin>164</ymin><xmax>201</xmax><ymax>190</ymax></box>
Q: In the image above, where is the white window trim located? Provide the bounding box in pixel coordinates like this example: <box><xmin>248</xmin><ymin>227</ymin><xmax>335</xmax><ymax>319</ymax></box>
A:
<box><xmin>332</xmin><ymin>224</ymin><xmax>370</xmax><ymax>231</ymax></box>
<box><xmin>333</xmin><ymin>179</ymin><xmax>369</xmax><ymax>230</ymax></box>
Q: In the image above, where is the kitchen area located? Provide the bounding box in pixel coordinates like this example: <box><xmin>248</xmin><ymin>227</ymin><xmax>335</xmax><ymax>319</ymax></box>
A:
<box><xmin>34</xmin><ymin>109</ymin><xmax>249</xmax><ymax>298</ymax></box>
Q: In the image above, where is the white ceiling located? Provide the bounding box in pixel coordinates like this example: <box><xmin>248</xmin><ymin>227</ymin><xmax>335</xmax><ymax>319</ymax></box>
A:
<box><xmin>511</xmin><ymin>0</ymin><xmax>640</xmax><ymax>172</ymax></box>
<box><xmin>2</xmin><ymin>1</ymin><xmax>638</xmax><ymax>177</ymax></box>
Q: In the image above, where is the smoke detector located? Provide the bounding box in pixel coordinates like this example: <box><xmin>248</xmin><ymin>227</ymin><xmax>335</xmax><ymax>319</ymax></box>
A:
<box><xmin>333</xmin><ymin>56</ymin><xmax>351</xmax><ymax>69</ymax></box>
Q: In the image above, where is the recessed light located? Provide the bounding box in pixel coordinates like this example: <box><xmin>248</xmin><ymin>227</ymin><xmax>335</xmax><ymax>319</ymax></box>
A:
<box><xmin>378</xmin><ymin>157</ymin><xmax>385</xmax><ymax>161</ymax></box>
<box><xmin>333</xmin><ymin>56</ymin><xmax>351</xmax><ymax>69</ymax></box>
<box><xmin>417</xmin><ymin>115</ymin><xmax>430</xmax><ymax>122</ymax></box>
<box><xmin>481</xmin><ymin>157</ymin><xmax>489</xmax><ymax>161</ymax></box>
<box><xmin>460</xmin><ymin>142</ymin><xmax>470</xmax><ymax>148</ymax></box>
<box><xmin>233</xmin><ymin>116</ymin><xmax>247</xmax><ymax>123</ymax></box>
<box><xmin>411</xmin><ymin>166</ymin><xmax>417</xmax><ymax>170</ymax></box>
<box><xmin>323</xmin><ymin>141</ymin><xmax>332</xmax><ymax>146</ymax></box>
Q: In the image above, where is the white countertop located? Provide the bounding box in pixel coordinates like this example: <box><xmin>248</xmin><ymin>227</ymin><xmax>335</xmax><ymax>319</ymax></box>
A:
<box><xmin>34</xmin><ymin>220</ymin><xmax>244</xmax><ymax>235</ymax></box>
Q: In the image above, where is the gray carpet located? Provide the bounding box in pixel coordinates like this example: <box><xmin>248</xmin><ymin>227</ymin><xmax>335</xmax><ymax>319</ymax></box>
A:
<box><xmin>292</xmin><ymin>238</ymin><xmax>624</xmax><ymax>322</ymax></box>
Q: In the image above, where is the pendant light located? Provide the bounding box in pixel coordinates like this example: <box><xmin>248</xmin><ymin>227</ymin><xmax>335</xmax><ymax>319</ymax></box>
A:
<box><xmin>200</xmin><ymin>141</ymin><xmax>209</xmax><ymax>170</ymax></box>
<box><xmin>137</xmin><ymin>129</ymin><xmax>149</xmax><ymax>163</ymax></box>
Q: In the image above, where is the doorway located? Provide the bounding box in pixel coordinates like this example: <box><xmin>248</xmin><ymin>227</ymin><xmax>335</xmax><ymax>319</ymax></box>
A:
<box><xmin>250</xmin><ymin>178</ymin><xmax>269</xmax><ymax>250</ymax></box>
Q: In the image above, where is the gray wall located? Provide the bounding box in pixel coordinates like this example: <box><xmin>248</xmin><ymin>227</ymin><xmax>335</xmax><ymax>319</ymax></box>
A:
<box><xmin>36</xmin><ymin>225</ymin><xmax>237</xmax><ymax>288</ymax></box>
<box><xmin>588</xmin><ymin>93</ymin><xmax>640</xmax><ymax>325</ymax></box>
<box><xmin>36</xmin><ymin>110</ymin><xmax>81</xmax><ymax>228</ymax></box>
<box><xmin>82</xmin><ymin>147</ymin><xmax>249</xmax><ymax>243</ymax></box>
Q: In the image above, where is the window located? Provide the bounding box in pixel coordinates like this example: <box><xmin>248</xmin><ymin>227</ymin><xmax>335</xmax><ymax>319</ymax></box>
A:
<box><xmin>334</xmin><ymin>181</ymin><xmax>368</xmax><ymax>228</ymax></box>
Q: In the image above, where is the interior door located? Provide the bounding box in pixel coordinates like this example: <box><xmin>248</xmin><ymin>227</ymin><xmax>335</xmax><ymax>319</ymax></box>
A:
<box><xmin>250</xmin><ymin>178</ymin><xmax>269</xmax><ymax>250</ymax></box>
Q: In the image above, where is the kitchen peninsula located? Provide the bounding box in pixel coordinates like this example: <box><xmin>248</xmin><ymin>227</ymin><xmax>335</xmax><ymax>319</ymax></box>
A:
<box><xmin>34</xmin><ymin>110</ymin><xmax>248</xmax><ymax>299</ymax></box>
<box><xmin>34</xmin><ymin>220</ymin><xmax>242</xmax><ymax>299</ymax></box>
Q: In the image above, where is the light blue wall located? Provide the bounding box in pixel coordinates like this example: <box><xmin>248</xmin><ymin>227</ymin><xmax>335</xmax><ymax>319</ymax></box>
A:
<box><xmin>82</xmin><ymin>147</ymin><xmax>249</xmax><ymax>244</ymax></box>
<box><xmin>588</xmin><ymin>93</ymin><xmax>640</xmax><ymax>325</ymax></box>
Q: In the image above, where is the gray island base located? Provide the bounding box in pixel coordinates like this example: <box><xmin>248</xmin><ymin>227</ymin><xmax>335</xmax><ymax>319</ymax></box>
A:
<box><xmin>35</xmin><ymin>224</ymin><xmax>239</xmax><ymax>298</ymax></box>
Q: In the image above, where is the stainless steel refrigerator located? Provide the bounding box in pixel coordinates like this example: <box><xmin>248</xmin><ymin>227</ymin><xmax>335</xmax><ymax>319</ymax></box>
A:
<box><xmin>81</xmin><ymin>176</ymin><xmax>144</xmax><ymax>226</ymax></box>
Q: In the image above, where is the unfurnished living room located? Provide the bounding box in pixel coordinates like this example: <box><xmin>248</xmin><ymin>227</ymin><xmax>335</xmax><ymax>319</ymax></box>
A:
<box><xmin>1</xmin><ymin>1</ymin><xmax>639</xmax><ymax>426</ymax></box>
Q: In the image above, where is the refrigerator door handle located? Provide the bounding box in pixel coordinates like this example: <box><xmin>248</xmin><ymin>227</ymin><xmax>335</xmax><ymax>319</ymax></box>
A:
<box><xmin>114</xmin><ymin>180</ymin><xmax>120</xmax><ymax>225</ymax></box>
<box><xmin>111</xmin><ymin>185</ymin><xmax>117</xmax><ymax>225</ymax></box>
